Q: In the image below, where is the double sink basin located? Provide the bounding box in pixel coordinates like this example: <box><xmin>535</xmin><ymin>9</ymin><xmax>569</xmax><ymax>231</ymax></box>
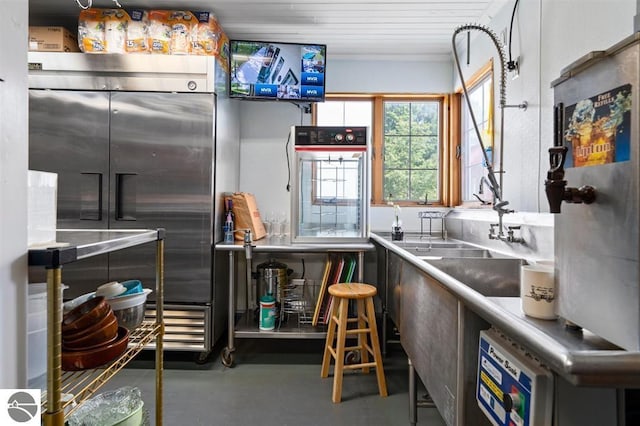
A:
<box><xmin>392</xmin><ymin>238</ymin><xmax>522</xmax><ymax>297</ymax></box>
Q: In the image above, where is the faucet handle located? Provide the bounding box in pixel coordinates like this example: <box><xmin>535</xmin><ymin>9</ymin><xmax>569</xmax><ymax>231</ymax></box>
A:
<box><xmin>547</xmin><ymin>146</ymin><xmax>568</xmax><ymax>180</ymax></box>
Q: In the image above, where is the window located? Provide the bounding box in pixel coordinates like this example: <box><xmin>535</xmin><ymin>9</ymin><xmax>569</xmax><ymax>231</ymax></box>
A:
<box><xmin>460</xmin><ymin>62</ymin><xmax>494</xmax><ymax>204</ymax></box>
<box><xmin>314</xmin><ymin>95</ymin><xmax>447</xmax><ymax>206</ymax></box>
<box><xmin>383</xmin><ymin>100</ymin><xmax>440</xmax><ymax>203</ymax></box>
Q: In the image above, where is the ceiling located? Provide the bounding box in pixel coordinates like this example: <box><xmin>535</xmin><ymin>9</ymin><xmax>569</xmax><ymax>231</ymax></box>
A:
<box><xmin>29</xmin><ymin>0</ymin><xmax>508</xmax><ymax>59</ymax></box>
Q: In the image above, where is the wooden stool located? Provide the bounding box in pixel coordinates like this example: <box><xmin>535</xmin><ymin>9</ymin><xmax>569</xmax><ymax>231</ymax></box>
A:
<box><xmin>321</xmin><ymin>283</ymin><xmax>387</xmax><ymax>403</ymax></box>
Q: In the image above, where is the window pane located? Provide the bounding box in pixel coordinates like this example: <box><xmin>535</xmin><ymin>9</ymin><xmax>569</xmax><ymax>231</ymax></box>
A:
<box><xmin>344</xmin><ymin>101</ymin><xmax>372</xmax><ymax>126</ymax></box>
<box><xmin>315</xmin><ymin>102</ymin><xmax>345</xmax><ymax>126</ymax></box>
<box><xmin>461</xmin><ymin>74</ymin><xmax>492</xmax><ymax>202</ymax></box>
<box><xmin>469</xmin><ymin>87</ymin><xmax>483</xmax><ymax>121</ymax></box>
<box><xmin>384</xmin><ymin>136</ymin><xmax>409</xmax><ymax>168</ymax></box>
<box><xmin>384</xmin><ymin>169</ymin><xmax>409</xmax><ymax>200</ymax></box>
<box><xmin>384</xmin><ymin>102</ymin><xmax>410</xmax><ymax>135</ymax></box>
<box><xmin>482</xmin><ymin>79</ymin><xmax>492</xmax><ymax>122</ymax></box>
<box><xmin>383</xmin><ymin>100</ymin><xmax>441</xmax><ymax>203</ymax></box>
<box><xmin>410</xmin><ymin>169</ymin><xmax>437</xmax><ymax>201</ymax></box>
<box><xmin>411</xmin><ymin>103</ymin><xmax>439</xmax><ymax>136</ymax></box>
<box><xmin>411</xmin><ymin>136</ymin><xmax>439</xmax><ymax>169</ymax></box>
<box><xmin>316</xmin><ymin>100</ymin><xmax>372</xmax><ymax>127</ymax></box>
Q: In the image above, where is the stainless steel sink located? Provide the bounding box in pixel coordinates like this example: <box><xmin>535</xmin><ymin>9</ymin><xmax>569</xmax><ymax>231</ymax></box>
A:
<box><xmin>413</xmin><ymin>248</ymin><xmax>491</xmax><ymax>258</ymax></box>
<box><xmin>392</xmin><ymin>240</ymin><xmax>471</xmax><ymax>249</ymax></box>
<box><xmin>423</xmin><ymin>258</ymin><xmax>523</xmax><ymax>297</ymax></box>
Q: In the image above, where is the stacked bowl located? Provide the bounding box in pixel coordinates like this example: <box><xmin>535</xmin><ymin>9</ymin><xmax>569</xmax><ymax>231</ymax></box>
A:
<box><xmin>99</xmin><ymin>280</ymin><xmax>151</xmax><ymax>331</ymax></box>
<box><xmin>62</xmin><ymin>296</ymin><xmax>129</xmax><ymax>371</ymax></box>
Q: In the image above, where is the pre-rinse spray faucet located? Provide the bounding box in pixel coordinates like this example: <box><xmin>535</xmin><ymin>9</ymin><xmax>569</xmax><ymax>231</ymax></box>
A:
<box><xmin>452</xmin><ymin>23</ymin><xmax>526</xmax><ymax>243</ymax></box>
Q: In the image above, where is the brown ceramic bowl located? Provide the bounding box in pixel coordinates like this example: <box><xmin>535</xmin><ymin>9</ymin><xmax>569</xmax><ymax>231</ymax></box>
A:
<box><xmin>62</xmin><ymin>326</ymin><xmax>130</xmax><ymax>371</ymax></box>
<box><xmin>62</xmin><ymin>296</ymin><xmax>110</xmax><ymax>334</ymax></box>
<box><xmin>62</xmin><ymin>313</ymin><xmax>118</xmax><ymax>350</ymax></box>
<box><xmin>62</xmin><ymin>307</ymin><xmax>115</xmax><ymax>341</ymax></box>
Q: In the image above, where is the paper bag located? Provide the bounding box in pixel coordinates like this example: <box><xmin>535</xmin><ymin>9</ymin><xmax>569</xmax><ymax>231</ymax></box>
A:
<box><xmin>231</xmin><ymin>192</ymin><xmax>266</xmax><ymax>241</ymax></box>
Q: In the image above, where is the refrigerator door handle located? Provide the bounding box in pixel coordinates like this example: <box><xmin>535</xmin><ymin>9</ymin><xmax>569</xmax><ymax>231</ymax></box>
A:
<box><xmin>115</xmin><ymin>172</ymin><xmax>137</xmax><ymax>221</ymax></box>
<box><xmin>80</xmin><ymin>172</ymin><xmax>103</xmax><ymax>221</ymax></box>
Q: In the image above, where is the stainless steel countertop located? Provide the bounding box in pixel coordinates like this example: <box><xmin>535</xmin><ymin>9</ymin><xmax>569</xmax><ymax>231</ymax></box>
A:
<box><xmin>28</xmin><ymin>229</ymin><xmax>163</xmax><ymax>267</ymax></box>
<box><xmin>370</xmin><ymin>232</ymin><xmax>640</xmax><ymax>387</ymax></box>
<box><xmin>215</xmin><ymin>236</ymin><xmax>374</xmax><ymax>252</ymax></box>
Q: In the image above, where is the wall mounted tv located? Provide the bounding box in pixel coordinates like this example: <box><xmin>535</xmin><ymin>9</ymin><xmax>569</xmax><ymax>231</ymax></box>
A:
<box><xmin>229</xmin><ymin>40</ymin><xmax>326</xmax><ymax>102</ymax></box>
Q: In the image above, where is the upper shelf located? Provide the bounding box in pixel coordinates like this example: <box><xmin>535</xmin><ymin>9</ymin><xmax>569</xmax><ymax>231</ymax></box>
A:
<box><xmin>28</xmin><ymin>229</ymin><xmax>164</xmax><ymax>268</ymax></box>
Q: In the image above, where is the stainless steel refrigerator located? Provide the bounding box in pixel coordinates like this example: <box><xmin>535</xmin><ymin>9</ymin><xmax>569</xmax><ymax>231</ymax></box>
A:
<box><xmin>28</xmin><ymin>53</ymin><xmax>239</xmax><ymax>358</ymax></box>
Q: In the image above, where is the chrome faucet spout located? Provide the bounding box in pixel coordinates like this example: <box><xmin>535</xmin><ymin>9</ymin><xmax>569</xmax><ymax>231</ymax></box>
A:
<box><xmin>478</xmin><ymin>176</ymin><xmax>491</xmax><ymax>194</ymax></box>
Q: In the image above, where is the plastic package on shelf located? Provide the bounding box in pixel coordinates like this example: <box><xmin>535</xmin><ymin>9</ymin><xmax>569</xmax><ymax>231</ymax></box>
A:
<box><xmin>191</xmin><ymin>11</ymin><xmax>221</xmax><ymax>56</ymax></box>
<box><xmin>67</xmin><ymin>386</ymin><xmax>144</xmax><ymax>426</ymax></box>
<box><xmin>126</xmin><ymin>9</ymin><xmax>149</xmax><ymax>53</ymax></box>
<box><xmin>148</xmin><ymin>10</ymin><xmax>196</xmax><ymax>55</ymax></box>
<box><xmin>78</xmin><ymin>8</ymin><xmax>130</xmax><ymax>54</ymax></box>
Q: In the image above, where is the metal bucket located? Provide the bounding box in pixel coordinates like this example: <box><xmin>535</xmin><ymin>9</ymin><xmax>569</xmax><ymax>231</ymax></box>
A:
<box><xmin>255</xmin><ymin>259</ymin><xmax>290</xmax><ymax>304</ymax></box>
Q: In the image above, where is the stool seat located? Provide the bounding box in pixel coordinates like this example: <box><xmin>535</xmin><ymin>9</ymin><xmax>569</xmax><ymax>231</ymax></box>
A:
<box><xmin>328</xmin><ymin>283</ymin><xmax>377</xmax><ymax>299</ymax></box>
<box><xmin>321</xmin><ymin>282</ymin><xmax>387</xmax><ymax>403</ymax></box>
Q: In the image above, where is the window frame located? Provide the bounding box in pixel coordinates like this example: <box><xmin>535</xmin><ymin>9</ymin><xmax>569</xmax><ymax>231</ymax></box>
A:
<box><xmin>313</xmin><ymin>93</ymin><xmax>452</xmax><ymax>207</ymax></box>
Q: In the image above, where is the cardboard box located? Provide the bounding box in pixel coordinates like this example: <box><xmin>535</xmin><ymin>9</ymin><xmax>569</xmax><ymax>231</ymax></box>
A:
<box><xmin>29</xmin><ymin>26</ymin><xmax>80</xmax><ymax>52</ymax></box>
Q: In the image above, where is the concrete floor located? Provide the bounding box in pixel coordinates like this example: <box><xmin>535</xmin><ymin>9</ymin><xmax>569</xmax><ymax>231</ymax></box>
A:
<box><xmin>103</xmin><ymin>338</ymin><xmax>447</xmax><ymax>426</ymax></box>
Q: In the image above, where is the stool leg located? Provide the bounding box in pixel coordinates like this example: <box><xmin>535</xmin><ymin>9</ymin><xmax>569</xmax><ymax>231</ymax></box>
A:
<box><xmin>332</xmin><ymin>298</ymin><xmax>349</xmax><ymax>403</ymax></box>
<box><xmin>321</xmin><ymin>297</ymin><xmax>339</xmax><ymax>378</ymax></box>
<box><xmin>356</xmin><ymin>298</ymin><xmax>370</xmax><ymax>373</ymax></box>
<box><xmin>366</xmin><ymin>296</ymin><xmax>387</xmax><ymax>397</ymax></box>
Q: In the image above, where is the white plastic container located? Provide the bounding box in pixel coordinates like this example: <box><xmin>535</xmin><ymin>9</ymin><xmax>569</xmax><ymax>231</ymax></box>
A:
<box><xmin>28</xmin><ymin>282</ymin><xmax>66</xmax><ymax>390</ymax></box>
<box><xmin>27</xmin><ymin>170</ymin><xmax>57</xmax><ymax>247</ymax></box>
<box><xmin>520</xmin><ymin>264</ymin><xmax>557</xmax><ymax>320</ymax></box>
<box><xmin>96</xmin><ymin>281</ymin><xmax>126</xmax><ymax>298</ymax></box>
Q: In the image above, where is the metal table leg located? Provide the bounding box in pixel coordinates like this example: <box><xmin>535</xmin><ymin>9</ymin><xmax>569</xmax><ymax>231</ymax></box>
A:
<box><xmin>222</xmin><ymin>251</ymin><xmax>236</xmax><ymax>367</ymax></box>
<box><xmin>155</xmin><ymin>236</ymin><xmax>165</xmax><ymax>426</ymax></box>
<box><xmin>44</xmin><ymin>267</ymin><xmax>64</xmax><ymax>426</ymax></box>
<box><xmin>409</xmin><ymin>358</ymin><xmax>417</xmax><ymax>426</ymax></box>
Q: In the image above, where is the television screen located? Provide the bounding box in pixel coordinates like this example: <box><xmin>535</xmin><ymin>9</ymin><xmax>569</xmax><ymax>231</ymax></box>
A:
<box><xmin>229</xmin><ymin>40</ymin><xmax>326</xmax><ymax>102</ymax></box>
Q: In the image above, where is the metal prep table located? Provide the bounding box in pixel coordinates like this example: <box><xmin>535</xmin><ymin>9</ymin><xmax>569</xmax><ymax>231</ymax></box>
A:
<box><xmin>215</xmin><ymin>237</ymin><xmax>374</xmax><ymax>367</ymax></box>
<box><xmin>29</xmin><ymin>229</ymin><xmax>165</xmax><ymax>426</ymax></box>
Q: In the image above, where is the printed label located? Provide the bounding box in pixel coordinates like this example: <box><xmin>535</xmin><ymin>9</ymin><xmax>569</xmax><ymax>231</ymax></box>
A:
<box><xmin>564</xmin><ymin>84</ymin><xmax>632</xmax><ymax>168</ymax></box>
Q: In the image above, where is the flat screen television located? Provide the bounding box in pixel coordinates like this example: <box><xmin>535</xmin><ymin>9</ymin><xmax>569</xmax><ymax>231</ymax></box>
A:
<box><xmin>229</xmin><ymin>40</ymin><xmax>326</xmax><ymax>102</ymax></box>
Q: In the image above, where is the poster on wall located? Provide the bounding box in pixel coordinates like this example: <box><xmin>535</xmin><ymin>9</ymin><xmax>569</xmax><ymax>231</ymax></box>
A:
<box><xmin>563</xmin><ymin>84</ymin><xmax>632</xmax><ymax>168</ymax></box>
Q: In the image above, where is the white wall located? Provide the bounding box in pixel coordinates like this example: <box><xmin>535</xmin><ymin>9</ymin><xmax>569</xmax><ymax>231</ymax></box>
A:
<box><xmin>0</xmin><ymin>0</ymin><xmax>28</xmax><ymax>388</ymax></box>
<box><xmin>238</xmin><ymin>101</ymin><xmax>311</xmax><ymax>224</ymax></box>
<box><xmin>327</xmin><ymin>59</ymin><xmax>453</xmax><ymax>93</ymax></box>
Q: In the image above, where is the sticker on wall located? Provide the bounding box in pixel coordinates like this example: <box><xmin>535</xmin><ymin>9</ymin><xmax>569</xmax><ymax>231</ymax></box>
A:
<box><xmin>563</xmin><ymin>84</ymin><xmax>632</xmax><ymax>168</ymax></box>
